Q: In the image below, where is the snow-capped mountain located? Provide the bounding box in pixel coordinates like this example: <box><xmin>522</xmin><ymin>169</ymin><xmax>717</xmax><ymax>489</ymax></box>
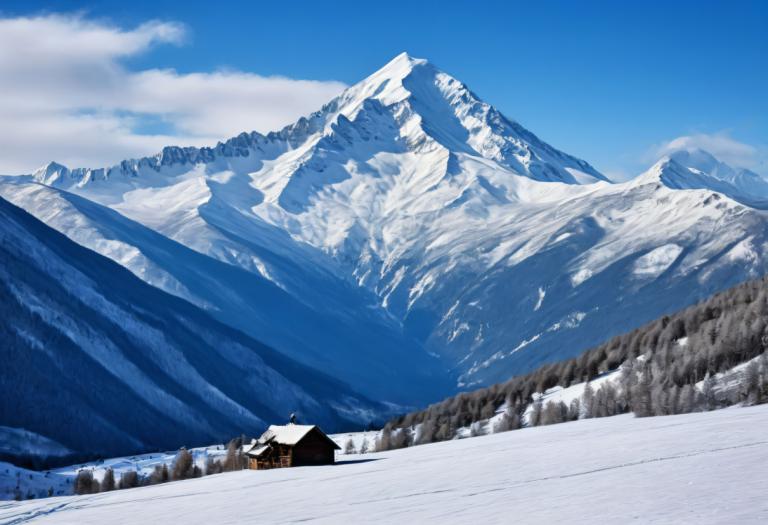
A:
<box><xmin>643</xmin><ymin>149</ymin><xmax>768</xmax><ymax>209</ymax></box>
<box><xmin>5</xmin><ymin>52</ymin><xmax>768</xmax><ymax>396</ymax></box>
<box><xmin>644</xmin><ymin>148</ymin><xmax>768</xmax><ymax>208</ymax></box>
<box><xmin>0</xmin><ymin>195</ymin><xmax>383</xmax><ymax>463</ymax></box>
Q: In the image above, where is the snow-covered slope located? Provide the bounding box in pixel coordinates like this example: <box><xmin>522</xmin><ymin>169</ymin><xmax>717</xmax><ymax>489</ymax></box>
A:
<box><xmin>7</xmin><ymin>52</ymin><xmax>768</xmax><ymax>395</ymax></box>
<box><xmin>3</xmin><ymin>405</ymin><xmax>768</xmax><ymax>524</ymax></box>
<box><xmin>0</xmin><ymin>429</ymin><xmax>72</xmax><ymax>466</ymax></box>
<box><xmin>0</xmin><ymin>180</ymin><xmax>451</xmax><ymax>405</ymax></box>
<box><xmin>0</xmin><ymin>196</ymin><xmax>382</xmax><ymax>463</ymax></box>
<box><xmin>1</xmin><ymin>445</ymin><xmax>229</xmax><ymax>501</ymax></box>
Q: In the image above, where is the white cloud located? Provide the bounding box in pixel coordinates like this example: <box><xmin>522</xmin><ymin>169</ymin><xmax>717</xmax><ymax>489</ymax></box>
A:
<box><xmin>650</xmin><ymin>132</ymin><xmax>766</xmax><ymax>173</ymax></box>
<box><xmin>0</xmin><ymin>14</ymin><xmax>346</xmax><ymax>174</ymax></box>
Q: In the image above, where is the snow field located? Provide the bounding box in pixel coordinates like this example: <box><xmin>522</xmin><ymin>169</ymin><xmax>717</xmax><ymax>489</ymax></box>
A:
<box><xmin>2</xmin><ymin>405</ymin><xmax>767</xmax><ymax>524</ymax></box>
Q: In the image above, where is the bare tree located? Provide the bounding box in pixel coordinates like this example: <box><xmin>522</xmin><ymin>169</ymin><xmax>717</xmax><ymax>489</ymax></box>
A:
<box><xmin>205</xmin><ymin>457</ymin><xmax>223</xmax><ymax>475</ymax></box>
<box><xmin>567</xmin><ymin>398</ymin><xmax>581</xmax><ymax>421</ymax></box>
<box><xmin>172</xmin><ymin>448</ymin><xmax>194</xmax><ymax>481</ymax></box>
<box><xmin>631</xmin><ymin>372</ymin><xmax>653</xmax><ymax>417</ymax></box>
<box><xmin>529</xmin><ymin>399</ymin><xmax>544</xmax><ymax>426</ymax></box>
<box><xmin>581</xmin><ymin>382</ymin><xmax>595</xmax><ymax>418</ymax></box>
<box><xmin>74</xmin><ymin>470</ymin><xmax>99</xmax><ymax>495</ymax></box>
<box><xmin>701</xmin><ymin>373</ymin><xmax>716</xmax><ymax>410</ymax></box>
<box><xmin>118</xmin><ymin>471</ymin><xmax>139</xmax><ymax>490</ymax></box>
<box><xmin>493</xmin><ymin>409</ymin><xmax>521</xmax><ymax>433</ymax></box>
<box><xmin>223</xmin><ymin>438</ymin><xmax>244</xmax><ymax>471</ymax></box>
<box><xmin>100</xmin><ymin>468</ymin><xmax>115</xmax><ymax>492</ymax></box>
<box><xmin>743</xmin><ymin>361</ymin><xmax>761</xmax><ymax>404</ymax></box>
<box><xmin>541</xmin><ymin>401</ymin><xmax>567</xmax><ymax>425</ymax></box>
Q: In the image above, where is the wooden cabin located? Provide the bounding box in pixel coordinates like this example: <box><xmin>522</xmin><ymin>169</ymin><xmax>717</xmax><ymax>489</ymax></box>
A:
<box><xmin>243</xmin><ymin>424</ymin><xmax>340</xmax><ymax>470</ymax></box>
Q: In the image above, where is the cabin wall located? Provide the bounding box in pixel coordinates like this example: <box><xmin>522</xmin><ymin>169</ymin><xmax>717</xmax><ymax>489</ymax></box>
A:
<box><xmin>292</xmin><ymin>429</ymin><xmax>336</xmax><ymax>466</ymax></box>
<box><xmin>248</xmin><ymin>444</ymin><xmax>292</xmax><ymax>470</ymax></box>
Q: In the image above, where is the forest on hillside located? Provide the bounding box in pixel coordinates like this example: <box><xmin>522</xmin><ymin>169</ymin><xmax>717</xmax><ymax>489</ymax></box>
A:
<box><xmin>378</xmin><ymin>275</ymin><xmax>768</xmax><ymax>450</ymax></box>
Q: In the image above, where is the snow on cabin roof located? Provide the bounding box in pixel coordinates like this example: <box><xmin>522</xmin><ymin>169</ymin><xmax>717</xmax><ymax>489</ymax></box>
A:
<box><xmin>263</xmin><ymin>424</ymin><xmax>317</xmax><ymax>446</ymax></box>
<box><xmin>247</xmin><ymin>424</ymin><xmax>341</xmax><ymax>450</ymax></box>
<box><xmin>244</xmin><ymin>444</ymin><xmax>270</xmax><ymax>457</ymax></box>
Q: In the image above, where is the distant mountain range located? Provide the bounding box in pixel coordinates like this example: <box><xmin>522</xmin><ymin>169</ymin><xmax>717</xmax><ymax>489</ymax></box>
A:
<box><xmin>3</xmin><ymin>52</ymin><xmax>768</xmax><ymax>442</ymax></box>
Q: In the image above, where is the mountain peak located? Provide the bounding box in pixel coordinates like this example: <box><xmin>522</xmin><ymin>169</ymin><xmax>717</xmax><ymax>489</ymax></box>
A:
<box><xmin>640</xmin><ymin>149</ymin><xmax>768</xmax><ymax>207</ymax></box>
<box><xmin>340</xmin><ymin>52</ymin><xmax>432</xmax><ymax>109</ymax></box>
<box><xmin>325</xmin><ymin>53</ymin><xmax>606</xmax><ymax>185</ymax></box>
<box><xmin>375</xmin><ymin>52</ymin><xmax>428</xmax><ymax>77</ymax></box>
<box><xmin>666</xmin><ymin>148</ymin><xmax>720</xmax><ymax>174</ymax></box>
<box><xmin>32</xmin><ymin>161</ymin><xmax>70</xmax><ymax>185</ymax></box>
<box><xmin>36</xmin><ymin>161</ymin><xmax>68</xmax><ymax>173</ymax></box>
<box><xmin>25</xmin><ymin>53</ymin><xmax>606</xmax><ymax>193</ymax></box>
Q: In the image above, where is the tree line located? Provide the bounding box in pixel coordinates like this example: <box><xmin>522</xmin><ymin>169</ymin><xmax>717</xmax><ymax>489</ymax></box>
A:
<box><xmin>377</xmin><ymin>275</ymin><xmax>768</xmax><ymax>451</ymax></box>
<box><xmin>72</xmin><ymin>438</ymin><xmax>247</xmax><ymax>496</ymax></box>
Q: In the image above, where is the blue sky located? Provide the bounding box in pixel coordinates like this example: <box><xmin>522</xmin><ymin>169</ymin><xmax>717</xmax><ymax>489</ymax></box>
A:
<box><xmin>0</xmin><ymin>0</ymin><xmax>766</xmax><ymax>177</ymax></box>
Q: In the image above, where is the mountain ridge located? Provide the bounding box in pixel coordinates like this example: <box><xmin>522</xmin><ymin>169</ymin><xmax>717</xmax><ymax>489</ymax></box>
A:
<box><xmin>30</xmin><ymin>52</ymin><xmax>607</xmax><ymax>190</ymax></box>
<box><xmin>7</xmin><ymin>52</ymin><xmax>768</xmax><ymax>399</ymax></box>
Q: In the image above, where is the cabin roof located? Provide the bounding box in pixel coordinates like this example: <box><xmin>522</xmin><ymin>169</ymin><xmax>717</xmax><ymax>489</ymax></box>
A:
<box><xmin>245</xmin><ymin>444</ymin><xmax>270</xmax><ymax>457</ymax></box>
<box><xmin>263</xmin><ymin>424</ymin><xmax>317</xmax><ymax>446</ymax></box>
<box><xmin>244</xmin><ymin>424</ymin><xmax>341</xmax><ymax>455</ymax></box>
